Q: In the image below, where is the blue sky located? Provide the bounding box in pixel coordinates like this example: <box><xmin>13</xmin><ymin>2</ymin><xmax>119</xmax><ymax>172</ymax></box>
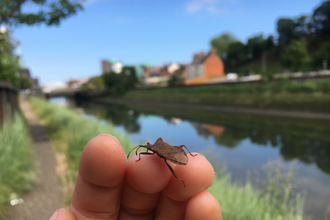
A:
<box><xmin>13</xmin><ymin>0</ymin><xmax>322</xmax><ymax>84</ymax></box>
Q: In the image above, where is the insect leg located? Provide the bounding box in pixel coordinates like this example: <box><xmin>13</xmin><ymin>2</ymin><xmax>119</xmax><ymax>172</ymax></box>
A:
<box><xmin>179</xmin><ymin>145</ymin><xmax>197</xmax><ymax>157</ymax></box>
<box><xmin>127</xmin><ymin>146</ymin><xmax>140</xmax><ymax>159</ymax></box>
<box><xmin>136</xmin><ymin>151</ymin><xmax>155</xmax><ymax>162</ymax></box>
<box><xmin>164</xmin><ymin>159</ymin><xmax>186</xmax><ymax>188</ymax></box>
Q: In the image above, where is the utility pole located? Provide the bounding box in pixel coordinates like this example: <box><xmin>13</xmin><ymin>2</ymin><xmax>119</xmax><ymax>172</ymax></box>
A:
<box><xmin>262</xmin><ymin>52</ymin><xmax>267</xmax><ymax>74</ymax></box>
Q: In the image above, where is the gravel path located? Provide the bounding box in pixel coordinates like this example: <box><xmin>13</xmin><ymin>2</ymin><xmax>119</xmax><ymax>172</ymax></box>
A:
<box><xmin>5</xmin><ymin>99</ymin><xmax>63</xmax><ymax>220</ymax></box>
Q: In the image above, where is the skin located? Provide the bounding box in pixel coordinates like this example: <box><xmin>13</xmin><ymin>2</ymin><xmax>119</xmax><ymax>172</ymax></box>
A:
<box><xmin>49</xmin><ymin>134</ymin><xmax>222</xmax><ymax>220</ymax></box>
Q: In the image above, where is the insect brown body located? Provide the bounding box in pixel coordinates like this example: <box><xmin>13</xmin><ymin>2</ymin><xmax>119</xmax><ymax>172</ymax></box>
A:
<box><xmin>127</xmin><ymin>137</ymin><xmax>196</xmax><ymax>187</ymax></box>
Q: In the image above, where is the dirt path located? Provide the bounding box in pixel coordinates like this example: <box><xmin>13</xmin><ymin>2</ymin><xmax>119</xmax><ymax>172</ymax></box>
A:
<box><xmin>5</xmin><ymin>99</ymin><xmax>63</xmax><ymax>220</ymax></box>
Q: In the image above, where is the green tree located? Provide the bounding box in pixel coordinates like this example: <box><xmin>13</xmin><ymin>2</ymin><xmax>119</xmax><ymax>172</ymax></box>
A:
<box><xmin>0</xmin><ymin>0</ymin><xmax>84</xmax><ymax>26</ymax></box>
<box><xmin>210</xmin><ymin>32</ymin><xmax>239</xmax><ymax>59</ymax></box>
<box><xmin>277</xmin><ymin>18</ymin><xmax>298</xmax><ymax>47</ymax></box>
<box><xmin>81</xmin><ymin>76</ymin><xmax>105</xmax><ymax>90</ymax></box>
<box><xmin>281</xmin><ymin>40</ymin><xmax>311</xmax><ymax>72</ymax></box>
<box><xmin>312</xmin><ymin>0</ymin><xmax>330</xmax><ymax>40</ymax></box>
<box><xmin>0</xmin><ymin>31</ymin><xmax>20</xmax><ymax>85</ymax></box>
<box><xmin>19</xmin><ymin>73</ymin><xmax>32</xmax><ymax>89</ymax></box>
<box><xmin>312</xmin><ymin>41</ymin><xmax>330</xmax><ymax>70</ymax></box>
<box><xmin>246</xmin><ymin>34</ymin><xmax>266</xmax><ymax>59</ymax></box>
<box><xmin>102</xmin><ymin>66</ymin><xmax>138</xmax><ymax>95</ymax></box>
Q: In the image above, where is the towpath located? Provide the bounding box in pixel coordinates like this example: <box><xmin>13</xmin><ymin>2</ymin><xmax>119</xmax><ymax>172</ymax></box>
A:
<box><xmin>5</xmin><ymin>98</ymin><xmax>63</xmax><ymax>220</ymax></box>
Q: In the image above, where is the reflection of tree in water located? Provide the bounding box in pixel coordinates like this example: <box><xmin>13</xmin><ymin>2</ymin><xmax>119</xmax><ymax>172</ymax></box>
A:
<box><xmin>190</xmin><ymin>121</ymin><xmax>330</xmax><ymax>174</ymax></box>
<box><xmin>103</xmin><ymin>105</ymin><xmax>141</xmax><ymax>133</ymax></box>
<box><xmin>190</xmin><ymin>122</ymin><xmax>213</xmax><ymax>139</ymax></box>
<box><xmin>81</xmin><ymin>103</ymin><xmax>141</xmax><ymax>133</ymax></box>
<box><xmin>280</xmin><ymin>137</ymin><xmax>330</xmax><ymax>174</ymax></box>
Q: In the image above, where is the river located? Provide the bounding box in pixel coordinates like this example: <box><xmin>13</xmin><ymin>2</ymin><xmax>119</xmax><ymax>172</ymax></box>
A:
<box><xmin>51</xmin><ymin>97</ymin><xmax>330</xmax><ymax>219</ymax></box>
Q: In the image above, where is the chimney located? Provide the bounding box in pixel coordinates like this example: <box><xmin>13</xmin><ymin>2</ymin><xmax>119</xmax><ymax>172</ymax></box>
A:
<box><xmin>193</xmin><ymin>53</ymin><xmax>198</xmax><ymax>60</ymax></box>
<box><xmin>200</xmin><ymin>51</ymin><xmax>205</xmax><ymax>57</ymax></box>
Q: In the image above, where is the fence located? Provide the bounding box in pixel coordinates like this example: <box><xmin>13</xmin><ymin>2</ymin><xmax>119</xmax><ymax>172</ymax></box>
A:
<box><xmin>0</xmin><ymin>81</ymin><xmax>19</xmax><ymax>127</ymax></box>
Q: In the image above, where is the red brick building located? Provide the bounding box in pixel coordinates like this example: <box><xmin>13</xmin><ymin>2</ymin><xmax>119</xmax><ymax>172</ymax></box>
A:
<box><xmin>186</xmin><ymin>49</ymin><xmax>225</xmax><ymax>84</ymax></box>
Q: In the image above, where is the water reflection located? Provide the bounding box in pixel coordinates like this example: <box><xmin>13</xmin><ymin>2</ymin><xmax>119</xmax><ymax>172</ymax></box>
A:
<box><xmin>79</xmin><ymin>101</ymin><xmax>330</xmax><ymax>177</ymax></box>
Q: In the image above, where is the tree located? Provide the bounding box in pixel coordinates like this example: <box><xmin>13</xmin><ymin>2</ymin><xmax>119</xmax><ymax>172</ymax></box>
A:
<box><xmin>0</xmin><ymin>30</ymin><xmax>20</xmax><ymax>85</ymax></box>
<box><xmin>0</xmin><ymin>0</ymin><xmax>84</xmax><ymax>26</ymax></box>
<box><xmin>312</xmin><ymin>0</ymin><xmax>330</xmax><ymax>40</ymax></box>
<box><xmin>81</xmin><ymin>76</ymin><xmax>105</xmax><ymax>90</ymax></box>
<box><xmin>246</xmin><ymin>34</ymin><xmax>266</xmax><ymax>59</ymax></box>
<box><xmin>102</xmin><ymin>66</ymin><xmax>138</xmax><ymax>95</ymax></box>
<box><xmin>312</xmin><ymin>41</ymin><xmax>330</xmax><ymax>70</ymax></box>
<box><xmin>281</xmin><ymin>40</ymin><xmax>311</xmax><ymax>72</ymax></box>
<box><xmin>277</xmin><ymin>18</ymin><xmax>298</xmax><ymax>47</ymax></box>
<box><xmin>19</xmin><ymin>73</ymin><xmax>32</xmax><ymax>89</ymax></box>
<box><xmin>210</xmin><ymin>32</ymin><xmax>239</xmax><ymax>59</ymax></box>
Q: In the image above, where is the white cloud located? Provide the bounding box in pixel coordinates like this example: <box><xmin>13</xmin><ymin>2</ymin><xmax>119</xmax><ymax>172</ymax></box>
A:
<box><xmin>185</xmin><ymin>0</ymin><xmax>234</xmax><ymax>14</ymax></box>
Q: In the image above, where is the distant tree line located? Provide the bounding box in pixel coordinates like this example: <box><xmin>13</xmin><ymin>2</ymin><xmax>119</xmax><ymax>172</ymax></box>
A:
<box><xmin>211</xmin><ymin>0</ymin><xmax>330</xmax><ymax>76</ymax></box>
<box><xmin>102</xmin><ymin>66</ymin><xmax>138</xmax><ymax>95</ymax></box>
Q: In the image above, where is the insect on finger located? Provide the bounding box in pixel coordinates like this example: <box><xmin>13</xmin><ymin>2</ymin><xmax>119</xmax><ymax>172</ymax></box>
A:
<box><xmin>126</xmin><ymin>138</ymin><xmax>197</xmax><ymax>188</ymax></box>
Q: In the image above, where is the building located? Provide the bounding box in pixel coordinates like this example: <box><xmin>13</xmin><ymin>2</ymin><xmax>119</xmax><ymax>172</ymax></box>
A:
<box><xmin>102</xmin><ymin>60</ymin><xmax>111</xmax><ymax>74</ymax></box>
<box><xmin>186</xmin><ymin>49</ymin><xmax>225</xmax><ymax>84</ymax></box>
<box><xmin>102</xmin><ymin>59</ymin><xmax>123</xmax><ymax>74</ymax></box>
<box><xmin>110</xmin><ymin>60</ymin><xmax>123</xmax><ymax>74</ymax></box>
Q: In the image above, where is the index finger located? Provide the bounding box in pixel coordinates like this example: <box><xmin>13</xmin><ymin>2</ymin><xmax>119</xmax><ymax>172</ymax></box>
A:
<box><xmin>69</xmin><ymin>134</ymin><xmax>127</xmax><ymax>219</ymax></box>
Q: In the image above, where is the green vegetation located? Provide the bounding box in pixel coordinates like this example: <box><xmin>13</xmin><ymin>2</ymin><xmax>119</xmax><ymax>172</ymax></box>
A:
<box><xmin>209</xmin><ymin>162</ymin><xmax>307</xmax><ymax>220</ymax></box>
<box><xmin>281</xmin><ymin>40</ymin><xmax>311</xmax><ymax>72</ymax></box>
<box><xmin>0</xmin><ymin>30</ymin><xmax>20</xmax><ymax>86</ymax></box>
<box><xmin>102</xmin><ymin>66</ymin><xmax>138</xmax><ymax>95</ymax></box>
<box><xmin>28</xmin><ymin>97</ymin><xmax>134</xmax><ymax>181</ymax></box>
<box><xmin>0</xmin><ymin>0</ymin><xmax>83</xmax><ymax>27</ymax></box>
<box><xmin>81</xmin><ymin>76</ymin><xmax>105</xmax><ymax>91</ymax></box>
<box><xmin>0</xmin><ymin>113</ymin><xmax>35</xmax><ymax>216</ymax></box>
<box><xmin>29</xmin><ymin>97</ymin><xmax>307</xmax><ymax>219</ymax></box>
<box><xmin>210</xmin><ymin>0</ymin><xmax>330</xmax><ymax>75</ymax></box>
<box><xmin>123</xmin><ymin>80</ymin><xmax>330</xmax><ymax>113</ymax></box>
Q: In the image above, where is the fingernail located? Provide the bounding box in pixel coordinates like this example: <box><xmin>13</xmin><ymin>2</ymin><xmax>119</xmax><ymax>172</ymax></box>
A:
<box><xmin>49</xmin><ymin>209</ymin><xmax>58</xmax><ymax>220</ymax></box>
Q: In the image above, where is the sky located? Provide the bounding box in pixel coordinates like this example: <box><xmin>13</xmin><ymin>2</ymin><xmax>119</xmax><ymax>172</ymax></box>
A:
<box><xmin>13</xmin><ymin>0</ymin><xmax>323</xmax><ymax>85</ymax></box>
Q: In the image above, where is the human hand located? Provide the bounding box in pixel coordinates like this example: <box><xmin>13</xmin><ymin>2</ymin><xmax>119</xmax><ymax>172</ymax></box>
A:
<box><xmin>49</xmin><ymin>134</ymin><xmax>221</xmax><ymax>220</ymax></box>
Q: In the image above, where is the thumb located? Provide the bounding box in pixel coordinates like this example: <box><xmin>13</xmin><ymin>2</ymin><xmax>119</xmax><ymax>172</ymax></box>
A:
<box><xmin>49</xmin><ymin>208</ymin><xmax>76</xmax><ymax>220</ymax></box>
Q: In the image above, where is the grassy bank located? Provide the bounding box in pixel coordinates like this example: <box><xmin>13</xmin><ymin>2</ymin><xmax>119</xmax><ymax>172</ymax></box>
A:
<box><xmin>29</xmin><ymin>97</ymin><xmax>308</xmax><ymax>219</ymax></box>
<box><xmin>0</xmin><ymin>113</ymin><xmax>35</xmax><ymax>217</ymax></box>
<box><xmin>28</xmin><ymin>97</ymin><xmax>134</xmax><ymax>185</ymax></box>
<box><xmin>123</xmin><ymin>80</ymin><xmax>330</xmax><ymax>113</ymax></box>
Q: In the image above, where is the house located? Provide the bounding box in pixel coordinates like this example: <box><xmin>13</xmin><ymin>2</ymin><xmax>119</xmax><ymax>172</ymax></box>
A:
<box><xmin>186</xmin><ymin>49</ymin><xmax>225</xmax><ymax>84</ymax></box>
<box><xmin>101</xmin><ymin>59</ymin><xmax>123</xmax><ymax>74</ymax></box>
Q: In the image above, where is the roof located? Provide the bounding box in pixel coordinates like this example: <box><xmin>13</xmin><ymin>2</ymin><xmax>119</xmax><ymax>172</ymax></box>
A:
<box><xmin>190</xmin><ymin>52</ymin><xmax>211</xmax><ymax>65</ymax></box>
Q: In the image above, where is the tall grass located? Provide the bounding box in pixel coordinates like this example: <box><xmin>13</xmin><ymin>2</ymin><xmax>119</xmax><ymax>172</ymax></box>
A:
<box><xmin>124</xmin><ymin>80</ymin><xmax>330</xmax><ymax>112</ymax></box>
<box><xmin>0</xmin><ymin>113</ymin><xmax>35</xmax><ymax>216</ymax></box>
<box><xmin>29</xmin><ymin>97</ymin><xmax>307</xmax><ymax>219</ymax></box>
<box><xmin>28</xmin><ymin>97</ymin><xmax>134</xmax><ymax>181</ymax></box>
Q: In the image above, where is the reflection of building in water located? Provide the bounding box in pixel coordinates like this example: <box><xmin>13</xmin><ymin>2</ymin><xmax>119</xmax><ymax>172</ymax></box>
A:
<box><xmin>207</xmin><ymin>124</ymin><xmax>225</xmax><ymax>137</ymax></box>
<box><xmin>170</xmin><ymin>117</ymin><xmax>182</xmax><ymax>124</ymax></box>
<box><xmin>190</xmin><ymin>122</ymin><xmax>225</xmax><ymax>139</ymax></box>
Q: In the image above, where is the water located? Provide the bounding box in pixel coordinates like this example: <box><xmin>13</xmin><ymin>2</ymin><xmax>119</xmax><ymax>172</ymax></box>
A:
<box><xmin>51</xmin><ymin>97</ymin><xmax>330</xmax><ymax>219</ymax></box>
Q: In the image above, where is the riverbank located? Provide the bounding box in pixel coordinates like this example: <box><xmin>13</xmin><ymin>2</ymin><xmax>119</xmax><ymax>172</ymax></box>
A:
<box><xmin>31</xmin><ymin>97</ymin><xmax>309</xmax><ymax>219</ymax></box>
<box><xmin>119</xmin><ymin>79</ymin><xmax>330</xmax><ymax>114</ymax></box>
<box><xmin>95</xmin><ymin>97</ymin><xmax>330</xmax><ymax>120</ymax></box>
